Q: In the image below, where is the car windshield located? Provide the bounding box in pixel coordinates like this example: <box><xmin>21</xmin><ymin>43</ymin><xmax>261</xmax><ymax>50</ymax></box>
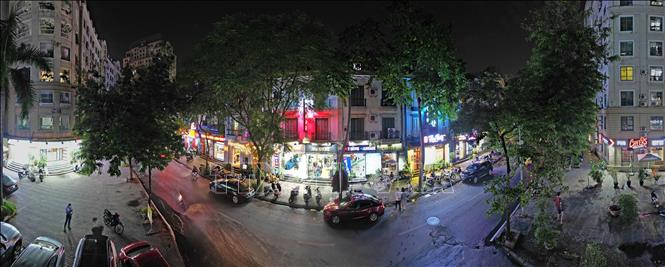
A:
<box><xmin>2</xmin><ymin>174</ymin><xmax>13</xmax><ymax>185</ymax></box>
<box><xmin>466</xmin><ymin>165</ymin><xmax>479</xmax><ymax>172</ymax></box>
<box><xmin>217</xmin><ymin>180</ymin><xmax>251</xmax><ymax>192</ymax></box>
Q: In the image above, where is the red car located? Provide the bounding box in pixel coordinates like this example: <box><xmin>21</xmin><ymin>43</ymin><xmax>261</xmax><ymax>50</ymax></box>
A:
<box><xmin>118</xmin><ymin>241</ymin><xmax>170</xmax><ymax>267</ymax></box>
<box><xmin>323</xmin><ymin>193</ymin><xmax>385</xmax><ymax>225</ymax></box>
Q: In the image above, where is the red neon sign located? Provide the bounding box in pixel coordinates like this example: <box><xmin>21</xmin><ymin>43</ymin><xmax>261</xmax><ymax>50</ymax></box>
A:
<box><xmin>628</xmin><ymin>136</ymin><xmax>648</xmax><ymax>149</ymax></box>
<box><xmin>200</xmin><ymin>133</ymin><xmax>225</xmax><ymax>142</ymax></box>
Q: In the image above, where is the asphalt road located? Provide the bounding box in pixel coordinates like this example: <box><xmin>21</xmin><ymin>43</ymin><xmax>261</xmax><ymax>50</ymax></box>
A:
<box><xmin>148</xmin><ymin>161</ymin><xmax>516</xmax><ymax>267</ymax></box>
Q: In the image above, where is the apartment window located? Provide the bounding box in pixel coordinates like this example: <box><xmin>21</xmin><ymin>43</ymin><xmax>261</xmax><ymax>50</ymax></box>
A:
<box><xmin>40</xmin><ymin>116</ymin><xmax>53</xmax><ymax>130</ymax></box>
<box><xmin>620</xmin><ymin>91</ymin><xmax>634</xmax><ymax>106</ymax></box>
<box><xmin>39</xmin><ymin>70</ymin><xmax>53</xmax><ymax>82</ymax></box>
<box><xmin>40</xmin><ymin>42</ymin><xmax>53</xmax><ymax>58</ymax></box>
<box><xmin>381</xmin><ymin>88</ymin><xmax>395</xmax><ymax>106</ymax></box>
<box><xmin>651</xmin><ymin>16</ymin><xmax>664</xmax><ymax>32</ymax></box>
<box><xmin>283</xmin><ymin>118</ymin><xmax>298</xmax><ymax>140</ymax></box>
<box><xmin>619</xmin><ymin>0</ymin><xmax>632</xmax><ymax>6</ymax></box>
<box><xmin>59</xmin><ymin>69</ymin><xmax>70</xmax><ymax>84</ymax></box>
<box><xmin>620</xmin><ymin>66</ymin><xmax>634</xmax><ymax>81</ymax></box>
<box><xmin>39</xmin><ymin>18</ymin><xmax>54</xmax><ymax>35</ymax></box>
<box><xmin>619</xmin><ymin>16</ymin><xmax>633</xmax><ymax>32</ymax></box>
<box><xmin>651</xmin><ymin>91</ymin><xmax>663</xmax><ymax>106</ymax></box>
<box><xmin>17</xmin><ymin>20</ymin><xmax>30</xmax><ymax>38</ymax></box>
<box><xmin>59</xmin><ymin>116</ymin><xmax>70</xmax><ymax>130</ymax></box>
<box><xmin>650</xmin><ymin>41</ymin><xmax>664</xmax><ymax>57</ymax></box>
<box><xmin>38</xmin><ymin>1</ymin><xmax>54</xmax><ymax>11</ymax></box>
<box><xmin>315</xmin><ymin>118</ymin><xmax>330</xmax><ymax>140</ymax></box>
<box><xmin>619</xmin><ymin>41</ymin><xmax>634</xmax><ymax>56</ymax></box>
<box><xmin>650</xmin><ymin>66</ymin><xmax>664</xmax><ymax>81</ymax></box>
<box><xmin>350</xmin><ymin>85</ymin><xmax>365</xmax><ymax>106</ymax></box>
<box><xmin>17</xmin><ymin>116</ymin><xmax>30</xmax><ymax>130</ymax></box>
<box><xmin>603</xmin><ymin>115</ymin><xmax>607</xmax><ymax>130</ymax></box>
<box><xmin>653</xmin><ymin>0</ymin><xmax>664</xmax><ymax>6</ymax></box>
<box><xmin>60</xmin><ymin>92</ymin><xmax>71</xmax><ymax>104</ymax></box>
<box><xmin>39</xmin><ymin>92</ymin><xmax>53</xmax><ymax>104</ymax></box>
<box><xmin>60</xmin><ymin>46</ymin><xmax>70</xmax><ymax>61</ymax></box>
<box><xmin>350</xmin><ymin>118</ymin><xmax>365</xmax><ymax>140</ymax></box>
<box><xmin>621</xmin><ymin>116</ymin><xmax>634</xmax><ymax>131</ymax></box>
<box><xmin>382</xmin><ymin>117</ymin><xmax>396</xmax><ymax>138</ymax></box>
<box><xmin>651</xmin><ymin>116</ymin><xmax>664</xmax><ymax>131</ymax></box>
<box><xmin>61</xmin><ymin>21</ymin><xmax>72</xmax><ymax>38</ymax></box>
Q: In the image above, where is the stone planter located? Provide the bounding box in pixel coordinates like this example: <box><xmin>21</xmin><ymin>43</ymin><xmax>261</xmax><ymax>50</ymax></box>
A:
<box><xmin>503</xmin><ymin>230</ymin><xmax>521</xmax><ymax>249</ymax></box>
<box><xmin>609</xmin><ymin>205</ymin><xmax>621</xmax><ymax>217</ymax></box>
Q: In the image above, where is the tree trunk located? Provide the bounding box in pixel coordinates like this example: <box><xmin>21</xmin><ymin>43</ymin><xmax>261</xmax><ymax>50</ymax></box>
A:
<box><xmin>128</xmin><ymin>157</ymin><xmax>133</xmax><ymax>181</ymax></box>
<box><xmin>499</xmin><ymin>133</ymin><xmax>513</xmax><ymax>240</ymax></box>
<box><xmin>148</xmin><ymin>167</ymin><xmax>152</xmax><ymax>203</ymax></box>
<box><xmin>256</xmin><ymin>153</ymin><xmax>263</xmax><ymax>190</ymax></box>
<box><xmin>338</xmin><ymin>96</ymin><xmax>352</xmax><ymax>200</ymax></box>
<box><xmin>417</xmin><ymin>97</ymin><xmax>424</xmax><ymax>192</ymax></box>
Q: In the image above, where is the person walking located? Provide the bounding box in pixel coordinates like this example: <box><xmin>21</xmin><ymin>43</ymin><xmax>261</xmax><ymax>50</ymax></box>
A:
<box><xmin>63</xmin><ymin>203</ymin><xmax>73</xmax><ymax>232</ymax></box>
<box><xmin>401</xmin><ymin>188</ymin><xmax>409</xmax><ymax>211</ymax></box>
<box><xmin>553</xmin><ymin>192</ymin><xmax>563</xmax><ymax>225</ymax></box>
<box><xmin>394</xmin><ymin>188</ymin><xmax>402</xmax><ymax>212</ymax></box>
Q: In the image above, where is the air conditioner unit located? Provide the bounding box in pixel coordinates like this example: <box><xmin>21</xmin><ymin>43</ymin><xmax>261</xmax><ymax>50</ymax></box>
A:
<box><xmin>368</xmin><ymin>87</ymin><xmax>378</xmax><ymax>97</ymax></box>
<box><xmin>369</xmin><ymin>132</ymin><xmax>379</xmax><ymax>140</ymax></box>
<box><xmin>640</xmin><ymin>101</ymin><xmax>647</xmax><ymax>107</ymax></box>
<box><xmin>387</xmin><ymin>128</ymin><xmax>397</xmax><ymax>138</ymax></box>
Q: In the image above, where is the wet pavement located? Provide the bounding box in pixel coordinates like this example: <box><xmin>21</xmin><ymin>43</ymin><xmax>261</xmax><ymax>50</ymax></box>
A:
<box><xmin>138</xmin><ymin>158</ymin><xmax>516</xmax><ymax>267</ymax></box>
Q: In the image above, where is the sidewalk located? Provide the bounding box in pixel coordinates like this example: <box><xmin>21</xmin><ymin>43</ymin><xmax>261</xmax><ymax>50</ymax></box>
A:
<box><xmin>173</xmin><ymin>151</ymin><xmax>499</xmax><ymax>210</ymax></box>
<box><xmin>509</xmin><ymin>152</ymin><xmax>665</xmax><ymax>266</ymax></box>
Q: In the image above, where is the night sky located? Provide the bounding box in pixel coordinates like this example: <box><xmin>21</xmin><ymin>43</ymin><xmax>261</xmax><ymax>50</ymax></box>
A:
<box><xmin>87</xmin><ymin>1</ymin><xmax>544</xmax><ymax>75</ymax></box>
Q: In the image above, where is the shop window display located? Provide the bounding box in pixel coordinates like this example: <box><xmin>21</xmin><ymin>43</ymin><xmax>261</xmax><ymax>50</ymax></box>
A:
<box><xmin>306</xmin><ymin>154</ymin><xmax>336</xmax><ymax>180</ymax></box>
<box><xmin>344</xmin><ymin>154</ymin><xmax>366</xmax><ymax>179</ymax></box>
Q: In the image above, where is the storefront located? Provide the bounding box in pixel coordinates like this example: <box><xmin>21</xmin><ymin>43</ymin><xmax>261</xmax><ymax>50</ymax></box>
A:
<box><xmin>344</xmin><ymin>142</ymin><xmax>381</xmax><ymax>180</ymax></box>
<box><xmin>608</xmin><ymin>136</ymin><xmax>665</xmax><ymax>169</ymax></box>
<box><xmin>422</xmin><ymin>133</ymin><xmax>450</xmax><ymax>168</ymax></box>
<box><xmin>273</xmin><ymin>142</ymin><xmax>338</xmax><ymax>182</ymax></box>
<box><xmin>6</xmin><ymin>138</ymin><xmax>79</xmax><ymax>170</ymax></box>
<box><xmin>377</xmin><ymin>143</ymin><xmax>404</xmax><ymax>176</ymax></box>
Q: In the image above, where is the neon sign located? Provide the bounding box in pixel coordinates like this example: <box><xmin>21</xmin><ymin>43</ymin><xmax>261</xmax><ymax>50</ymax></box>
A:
<box><xmin>424</xmin><ymin>134</ymin><xmax>446</xmax><ymax>144</ymax></box>
<box><xmin>628</xmin><ymin>136</ymin><xmax>648</xmax><ymax>149</ymax></box>
<box><xmin>346</xmin><ymin>146</ymin><xmax>377</xmax><ymax>152</ymax></box>
<box><xmin>201</xmin><ymin>133</ymin><xmax>225</xmax><ymax>142</ymax></box>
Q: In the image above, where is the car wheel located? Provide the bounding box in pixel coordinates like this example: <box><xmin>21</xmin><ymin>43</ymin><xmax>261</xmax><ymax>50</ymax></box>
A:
<box><xmin>232</xmin><ymin>195</ymin><xmax>239</xmax><ymax>204</ymax></box>
<box><xmin>331</xmin><ymin>215</ymin><xmax>341</xmax><ymax>224</ymax></box>
<box><xmin>13</xmin><ymin>240</ymin><xmax>22</xmax><ymax>260</ymax></box>
<box><xmin>369</xmin><ymin>213</ymin><xmax>379</xmax><ymax>222</ymax></box>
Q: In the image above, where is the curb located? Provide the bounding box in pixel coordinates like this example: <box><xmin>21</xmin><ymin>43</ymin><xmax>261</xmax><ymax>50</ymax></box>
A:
<box><xmin>131</xmin><ymin>169</ymin><xmax>185</xmax><ymax>267</ymax></box>
<box><xmin>498</xmin><ymin>246</ymin><xmax>535</xmax><ymax>267</ymax></box>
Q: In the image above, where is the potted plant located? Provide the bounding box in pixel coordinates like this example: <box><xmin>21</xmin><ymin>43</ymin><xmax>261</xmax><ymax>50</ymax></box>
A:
<box><xmin>608</xmin><ymin>204</ymin><xmax>621</xmax><ymax>217</ymax></box>
<box><xmin>588</xmin><ymin>160</ymin><xmax>604</xmax><ymax>189</ymax></box>
<box><xmin>617</xmin><ymin>193</ymin><xmax>638</xmax><ymax>225</ymax></box>
<box><xmin>638</xmin><ymin>168</ymin><xmax>647</xmax><ymax>187</ymax></box>
<box><xmin>609</xmin><ymin>168</ymin><xmax>619</xmax><ymax>189</ymax></box>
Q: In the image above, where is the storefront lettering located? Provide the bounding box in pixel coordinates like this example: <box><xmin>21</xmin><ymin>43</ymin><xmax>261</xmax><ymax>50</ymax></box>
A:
<box><xmin>616</xmin><ymin>140</ymin><xmax>627</xmax><ymax>147</ymax></box>
<box><xmin>424</xmin><ymin>134</ymin><xmax>446</xmax><ymax>144</ymax></box>
<box><xmin>201</xmin><ymin>133</ymin><xmax>225</xmax><ymax>142</ymax></box>
<box><xmin>628</xmin><ymin>137</ymin><xmax>648</xmax><ymax>149</ymax></box>
<box><xmin>346</xmin><ymin>146</ymin><xmax>377</xmax><ymax>152</ymax></box>
<box><xmin>651</xmin><ymin>139</ymin><xmax>665</xmax><ymax>147</ymax></box>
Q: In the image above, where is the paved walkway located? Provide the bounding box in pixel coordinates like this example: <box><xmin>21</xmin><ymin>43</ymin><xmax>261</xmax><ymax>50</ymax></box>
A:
<box><xmin>2</xmin><ymin>165</ymin><xmax>185</xmax><ymax>267</ymax></box>
<box><xmin>510</xmin><ymin>153</ymin><xmax>665</xmax><ymax>266</ymax></box>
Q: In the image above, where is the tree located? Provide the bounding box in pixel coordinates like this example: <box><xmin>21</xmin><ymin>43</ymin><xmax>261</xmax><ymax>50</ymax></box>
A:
<box><xmin>378</xmin><ymin>2</ymin><xmax>467</xmax><ymax>192</ymax></box>
<box><xmin>183</xmin><ymin>13</ymin><xmax>353</xmax><ymax>190</ymax></box>
<box><xmin>75</xmin><ymin>56</ymin><xmax>186</xmax><ymax>202</ymax></box>
<box><xmin>454</xmin><ymin>69</ymin><xmax>523</xmax><ymax>240</ymax></box>
<box><xmin>1</xmin><ymin>8</ymin><xmax>50</xmax><ymax>205</ymax></box>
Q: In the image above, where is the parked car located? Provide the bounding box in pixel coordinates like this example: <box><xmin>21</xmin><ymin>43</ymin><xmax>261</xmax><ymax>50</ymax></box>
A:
<box><xmin>10</xmin><ymin>236</ymin><xmax>65</xmax><ymax>267</ymax></box>
<box><xmin>323</xmin><ymin>193</ymin><xmax>385</xmax><ymax>225</ymax></box>
<box><xmin>0</xmin><ymin>222</ymin><xmax>23</xmax><ymax>265</ymax></box>
<box><xmin>2</xmin><ymin>174</ymin><xmax>18</xmax><ymax>197</ymax></box>
<box><xmin>119</xmin><ymin>241</ymin><xmax>170</xmax><ymax>267</ymax></box>
<box><xmin>461</xmin><ymin>161</ymin><xmax>493</xmax><ymax>184</ymax></box>
<box><xmin>72</xmin><ymin>234</ymin><xmax>118</xmax><ymax>267</ymax></box>
<box><xmin>209</xmin><ymin>178</ymin><xmax>255</xmax><ymax>204</ymax></box>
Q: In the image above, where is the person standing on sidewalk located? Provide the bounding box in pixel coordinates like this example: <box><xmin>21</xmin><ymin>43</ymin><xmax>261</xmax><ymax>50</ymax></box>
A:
<box><xmin>553</xmin><ymin>192</ymin><xmax>563</xmax><ymax>224</ymax></box>
<box><xmin>394</xmin><ymin>188</ymin><xmax>402</xmax><ymax>212</ymax></box>
<box><xmin>64</xmin><ymin>203</ymin><xmax>73</xmax><ymax>232</ymax></box>
<box><xmin>401</xmin><ymin>188</ymin><xmax>409</xmax><ymax>211</ymax></box>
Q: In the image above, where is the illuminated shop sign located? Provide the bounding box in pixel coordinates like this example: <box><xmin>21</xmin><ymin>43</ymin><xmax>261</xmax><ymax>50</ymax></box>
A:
<box><xmin>628</xmin><ymin>136</ymin><xmax>648</xmax><ymax>149</ymax></box>
<box><xmin>615</xmin><ymin>140</ymin><xmax>627</xmax><ymax>147</ymax></box>
<box><xmin>346</xmin><ymin>145</ymin><xmax>377</xmax><ymax>152</ymax></box>
<box><xmin>306</xmin><ymin>144</ymin><xmax>336</xmax><ymax>153</ymax></box>
<box><xmin>201</xmin><ymin>133</ymin><xmax>225</xmax><ymax>142</ymax></box>
<box><xmin>651</xmin><ymin>139</ymin><xmax>665</xmax><ymax>147</ymax></box>
<box><xmin>424</xmin><ymin>134</ymin><xmax>446</xmax><ymax>144</ymax></box>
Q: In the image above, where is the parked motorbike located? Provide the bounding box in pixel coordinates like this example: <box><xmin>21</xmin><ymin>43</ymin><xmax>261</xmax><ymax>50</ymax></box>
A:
<box><xmin>263</xmin><ymin>184</ymin><xmax>274</xmax><ymax>198</ymax></box>
<box><xmin>103</xmin><ymin>209</ymin><xmax>124</xmax><ymax>234</ymax></box>
<box><xmin>303</xmin><ymin>185</ymin><xmax>312</xmax><ymax>207</ymax></box>
<box><xmin>272</xmin><ymin>188</ymin><xmax>281</xmax><ymax>202</ymax></box>
<box><xmin>315</xmin><ymin>187</ymin><xmax>322</xmax><ymax>207</ymax></box>
<box><xmin>186</xmin><ymin>152</ymin><xmax>194</xmax><ymax>162</ymax></box>
<box><xmin>17</xmin><ymin>167</ymin><xmax>29</xmax><ymax>180</ymax></box>
<box><xmin>288</xmin><ymin>186</ymin><xmax>300</xmax><ymax>206</ymax></box>
<box><xmin>653</xmin><ymin>191</ymin><xmax>661</xmax><ymax>209</ymax></box>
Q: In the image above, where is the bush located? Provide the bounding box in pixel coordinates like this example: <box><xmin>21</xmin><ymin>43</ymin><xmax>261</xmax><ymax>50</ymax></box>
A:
<box><xmin>589</xmin><ymin>160</ymin><xmax>604</xmax><ymax>185</ymax></box>
<box><xmin>617</xmin><ymin>193</ymin><xmax>638</xmax><ymax>225</ymax></box>
<box><xmin>534</xmin><ymin>198</ymin><xmax>558</xmax><ymax>248</ymax></box>
<box><xmin>582</xmin><ymin>243</ymin><xmax>607</xmax><ymax>267</ymax></box>
<box><xmin>1</xmin><ymin>200</ymin><xmax>18</xmax><ymax>219</ymax></box>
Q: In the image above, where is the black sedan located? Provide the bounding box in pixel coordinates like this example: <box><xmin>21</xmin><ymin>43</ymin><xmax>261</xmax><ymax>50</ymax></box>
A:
<box><xmin>461</xmin><ymin>161</ymin><xmax>493</xmax><ymax>184</ymax></box>
<box><xmin>0</xmin><ymin>222</ymin><xmax>23</xmax><ymax>265</ymax></box>
<box><xmin>209</xmin><ymin>178</ymin><xmax>255</xmax><ymax>204</ymax></box>
<box><xmin>2</xmin><ymin>174</ymin><xmax>18</xmax><ymax>197</ymax></box>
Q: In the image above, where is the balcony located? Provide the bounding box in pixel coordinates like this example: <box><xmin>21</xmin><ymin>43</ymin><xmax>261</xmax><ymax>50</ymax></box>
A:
<box><xmin>350</xmin><ymin>98</ymin><xmax>366</xmax><ymax>107</ymax></box>
<box><xmin>382</xmin><ymin>129</ymin><xmax>401</xmax><ymax>140</ymax></box>
<box><xmin>349</xmin><ymin>131</ymin><xmax>366</xmax><ymax>141</ymax></box>
<box><xmin>314</xmin><ymin>131</ymin><xmax>331</xmax><ymax>141</ymax></box>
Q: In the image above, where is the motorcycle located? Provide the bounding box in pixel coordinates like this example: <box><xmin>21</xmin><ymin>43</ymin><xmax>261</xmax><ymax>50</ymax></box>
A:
<box><xmin>653</xmin><ymin>191</ymin><xmax>661</xmax><ymax>209</ymax></box>
<box><xmin>17</xmin><ymin>167</ymin><xmax>29</xmax><ymax>180</ymax></box>
<box><xmin>315</xmin><ymin>187</ymin><xmax>322</xmax><ymax>207</ymax></box>
<box><xmin>303</xmin><ymin>185</ymin><xmax>312</xmax><ymax>207</ymax></box>
<box><xmin>288</xmin><ymin>186</ymin><xmax>299</xmax><ymax>206</ymax></box>
<box><xmin>103</xmin><ymin>209</ymin><xmax>124</xmax><ymax>234</ymax></box>
<box><xmin>186</xmin><ymin>152</ymin><xmax>194</xmax><ymax>162</ymax></box>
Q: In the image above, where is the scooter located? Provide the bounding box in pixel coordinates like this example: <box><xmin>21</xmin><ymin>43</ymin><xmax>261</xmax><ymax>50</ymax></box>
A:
<box><xmin>303</xmin><ymin>186</ymin><xmax>312</xmax><ymax>207</ymax></box>
<box><xmin>288</xmin><ymin>186</ymin><xmax>299</xmax><ymax>206</ymax></box>
<box><xmin>17</xmin><ymin>167</ymin><xmax>29</xmax><ymax>180</ymax></box>
<box><xmin>315</xmin><ymin>187</ymin><xmax>322</xmax><ymax>207</ymax></box>
<box><xmin>263</xmin><ymin>184</ymin><xmax>274</xmax><ymax>198</ymax></box>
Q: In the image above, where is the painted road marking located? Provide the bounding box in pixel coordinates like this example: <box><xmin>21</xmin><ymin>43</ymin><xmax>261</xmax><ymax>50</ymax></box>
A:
<box><xmin>297</xmin><ymin>240</ymin><xmax>336</xmax><ymax>247</ymax></box>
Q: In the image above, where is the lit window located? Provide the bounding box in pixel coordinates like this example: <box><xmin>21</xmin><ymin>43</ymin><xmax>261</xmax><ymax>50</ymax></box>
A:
<box><xmin>38</xmin><ymin>1</ymin><xmax>54</xmax><ymax>11</ymax></box>
<box><xmin>650</xmin><ymin>41</ymin><xmax>664</xmax><ymax>57</ymax></box>
<box><xmin>40</xmin><ymin>116</ymin><xmax>53</xmax><ymax>130</ymax></box>
<box><xmin>59</xmin><ymin>69</ymin><xmax>70</xmax><ymax>84</ymax></box>
<box><xmin>621</xmin><ymin>116</ymin><xmax>634</xmax><ymax>131</ymax></box>
<box><xmin>39</xmin><ymin>18</ymin><xmax>54</xmax><ymax>35</ymax></box>
<box><xmin>653</xmin><ymin>0</ymin><xmax>664</xmax><ymax>6</ymax></box>
<box><xmin>39</xmin><ymin>92</ymin><xmax>53</xmax><ymax>103</ymax></box>
<box><xmin>620</xmin><ymin>0</ymin><xmax>632</xmax><ymax>6</ymax></box>
<box><xmin>17</xmin><ymin>115</ymin><xmax>30</xmax><ymax>130</ymax></box>
<box><xmin>620</xmin><ymin>16</ymin><xmax>633</xmax><ymax>32</ymax></box>
<box><xmin>651</xmin><ymin>116</ymin><xmax>664</xmax><ymax>131</ymax></box>
<box><xmin>620</xmin><ymin>66</ymin><xmax>633</xmax><ymax>81</ymax></box>
<box><xmin>650</xmin><ymin>66</ymin><xmax>664</xmax><ymax>81</ymax></box>
<box><xmin>651</xmin><ymin>91</ymin><xmax>663</xmax><ymax>106</ymax></box>
<box><xmin>650</xmin><ymin>16</ymin><xmax>663</xmax><ymax>32</ymax></box>
<box><xmin>39</xmin><ymin>70</ymin><xmax>54</xmax><ymax>82</ymax></box>
<box><xmin>619</xmin><ymin>41</ymin><xmax>633</xmax><ymax>56</ymax></box>
<box><xmin>620</xmin><ymin>91</ymin><xmax>634</xmax><ymax>106</ymax></box>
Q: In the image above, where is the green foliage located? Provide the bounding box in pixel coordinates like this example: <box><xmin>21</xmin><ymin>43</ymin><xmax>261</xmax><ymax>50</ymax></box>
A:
<box><xmin>589</xmin><ymin>160</ymin><xmax>604</xmax><ymax>184</ymax></box>
<box><xmin>582</xmin><ymin>243</ymin><xmax>607</xmax><ymax>267</ymax></box>
<box><xmin>33</xmin><ymin>154</ymin><xmax>47</xmax><ymax>169</ymax></box>
<box><xmin>74</xmin><ymin>56</ymin><xmax>185</xmax><ymax>177</ymax></box>
<box><xmin>533</xmin><ymin>197</ymin><xmax>559</xmax><ymax>248</ymax></box>
<box><xmin>638</xmin><ymin>168</ymin><xmax>647</xmax><ymax>182</ymax></box>
<box><xmin>1</xmin><ymin>200</ymin><xmax>17</xmax><ymax>218</ymax></box>
<box><xmin>617</xmin><ymin>193</ymin><xmax>638</xmax><ymax>225</ymax></box>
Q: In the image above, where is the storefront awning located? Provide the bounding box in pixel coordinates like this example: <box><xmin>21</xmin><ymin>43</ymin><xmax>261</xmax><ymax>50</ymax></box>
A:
<box><xmin>638</xmin><ymin>153</ymin><xmax>662</xmax><ymax>162</ymax></box>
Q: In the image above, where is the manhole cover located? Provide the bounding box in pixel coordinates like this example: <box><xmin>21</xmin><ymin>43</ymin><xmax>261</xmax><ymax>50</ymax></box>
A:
<box><xmin>427</xmin><ymin>216</ymin><xmax>440</xmax><ymax>226</ymax></box>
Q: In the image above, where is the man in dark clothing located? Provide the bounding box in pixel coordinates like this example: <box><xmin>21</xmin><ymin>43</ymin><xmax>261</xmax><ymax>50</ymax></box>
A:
<box><xmin>64</xmin><ymin>203</ymin><xmax>73</xmax><ymax>232</ymax></box>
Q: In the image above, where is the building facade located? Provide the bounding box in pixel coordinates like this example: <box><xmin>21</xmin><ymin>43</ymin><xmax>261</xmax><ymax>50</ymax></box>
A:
<box><xmin>104</xmin><ymin>57</ymin><xmax>121</xmax><ymax>90</ymax></box>
<box><xmin>122</xmin><ymin>34</ymin><xmax>176</xmax><ymax>80</ymax></box>
<box><xmin>3</xmin><ymin>0</ymin><xmax>113</xmax><ymax>174</ymax></box>
<box><xmin>587</xmin><ymin>0</ymin><xmax>665</xmax><ymax>169</ymax></box>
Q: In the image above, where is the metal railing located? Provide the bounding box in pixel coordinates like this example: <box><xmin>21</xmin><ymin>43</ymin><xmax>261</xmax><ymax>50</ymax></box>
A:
<box><xmin>349</xmin><ymin>131</ymin><xmax>365</xmax><ymax>140</ymax></box>
<box><xmin>382</xmin><ymin>129</ymin><xmax>400</xmax><ymax>139</ymax></box>
<box><xmin>350</xmin><ymin>98</ymin><xmax>366</xmax><ymax>107</ymax></box>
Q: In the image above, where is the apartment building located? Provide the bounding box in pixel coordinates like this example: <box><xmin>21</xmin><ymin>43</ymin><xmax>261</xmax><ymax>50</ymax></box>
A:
<box><xmin>122</xmin><ymin>34</ymin><xmax>176</xmax><ymax>80</ymax></box>
<box><xmin>587</xmin><ymin>0</ymin><xmax>665</xmax><ymax>169</ymax></box>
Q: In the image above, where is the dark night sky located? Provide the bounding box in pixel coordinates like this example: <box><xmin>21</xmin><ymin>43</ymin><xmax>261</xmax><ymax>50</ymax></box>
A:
<box><xmin>87</xmin><ymin>1</ymin><xmax>544</xmax><ymax>75</ymax></box>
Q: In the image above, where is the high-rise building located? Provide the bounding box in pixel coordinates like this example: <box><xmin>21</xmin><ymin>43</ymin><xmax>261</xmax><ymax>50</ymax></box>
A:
<box><xmin>122</xmin><ymin>34</ymin><xmax>176</xmax><ymax>80</ymax></box>
<box><xmin>104</xmin><ymin>57</ymin><xmax>121</xmax><ymax>90</ymax></box>
<box><xmin>587</xmin><ymin>0</ymin><xmax>665</xmax><ymax>169</ymax></box>
<box><xmin>3</xmin><ymin>0</ymin><xmax>115</xmax><ymax>174</ymax></box>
